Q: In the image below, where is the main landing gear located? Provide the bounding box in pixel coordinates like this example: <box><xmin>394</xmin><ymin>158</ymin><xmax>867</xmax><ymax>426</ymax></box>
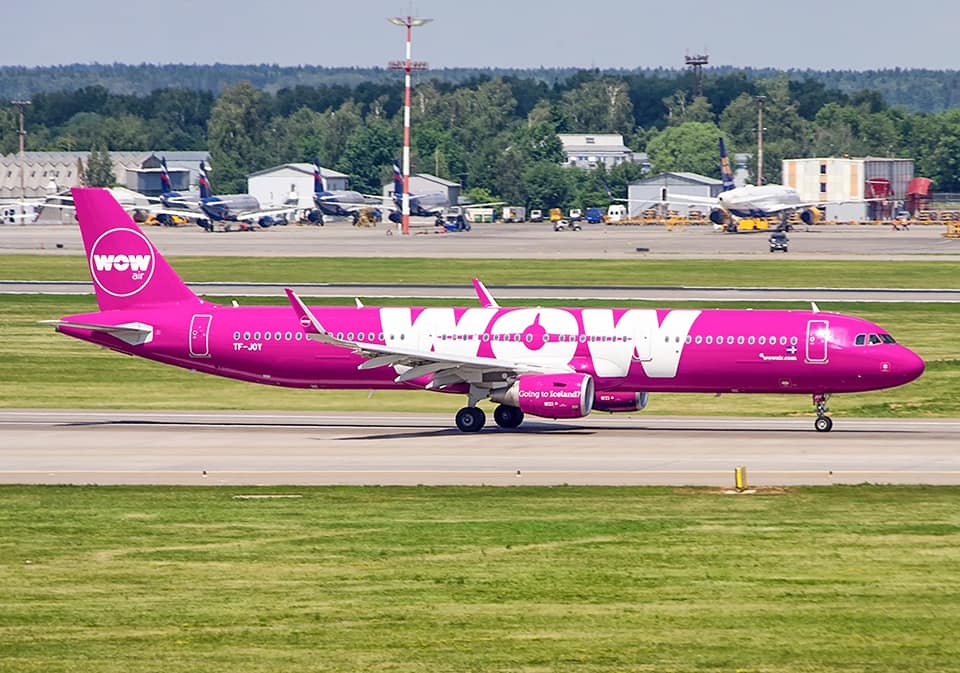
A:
<box><xmin>813</xmin><ymin>393</ymin><xmax>833</xmax><ymax>432</ymax></box>
<box><xmin>454</xmin><ymin>386</ymin><xmax>524</xmax><ymax>432</ymax></box>
<box><xmin>455</xmin><ymin>404</ymin><xmax>525</xmax><ymax>432</ymax></box>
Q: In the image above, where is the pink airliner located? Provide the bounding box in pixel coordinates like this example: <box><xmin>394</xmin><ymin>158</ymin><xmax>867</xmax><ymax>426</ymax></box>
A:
<box><xmin>47</xmin><ymin>188</ymin><xmax>924</xmax><ymax>433</ymax></box>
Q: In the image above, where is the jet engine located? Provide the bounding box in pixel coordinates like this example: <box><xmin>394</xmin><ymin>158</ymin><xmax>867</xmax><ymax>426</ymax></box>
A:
<box><xmin>800</xmin><ymin>207</ymin><xmax>821</xmax><ymax>225</ymax></box>
<box><xmin>592</xmin><ymin>391</ymin><xmax>649</xmax><ymax>413</ymax></box>
<box><xmin>490</xmin><ymin>373</ymin><xmax>594</xmax><ymax>419</ymax></box>
<box><xmin>709</xmin><ymin>208</ymin><xmax>732</xmax><ymax>226</ymax></box>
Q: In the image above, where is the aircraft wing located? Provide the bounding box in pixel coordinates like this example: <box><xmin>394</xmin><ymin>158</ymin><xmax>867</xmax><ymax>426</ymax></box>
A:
<box><xmin>233</xmin><ymin>206</ymin><xmax>299</xmax><ymax>222</ymax></box>
<box><xmin>285</xmin><ymin>289</ymin><xmax>570</xmax><ymax>389</ymax></box>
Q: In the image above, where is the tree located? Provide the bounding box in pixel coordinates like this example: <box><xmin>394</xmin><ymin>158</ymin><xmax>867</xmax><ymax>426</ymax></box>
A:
<box><xmin>207</xmin><ymin>81</ymin><xmax>273</xmax><ymax>193</ymax></box>
<box><xmin>336</xmin><ymin>116</ymin><xmax>400</xmax><ymax>194</ymax></box>
<box><xmin>522</xmin><ymin>162</ymin><xmax>570</xmax><ymax>210</ymax></box>
<box><xmin>559</xmin><ymin>78</ymin><xmax>634</xmax><ymax>135</ymax></box>
<box><xmin>645</xmin><ymin>122</ymin><xmax>723</xmax><ymax>176</ymax></box>
<box><xmin>85</xmin><ymin>143</ymin><xmax>115</xmax><ymax>187</ymax></box>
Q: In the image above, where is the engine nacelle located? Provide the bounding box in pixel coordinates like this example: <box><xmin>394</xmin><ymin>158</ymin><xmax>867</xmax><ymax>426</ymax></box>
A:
<box><xmin>800</xmin><ymin>207</ymin><xmax>821</xmax><ymax>225</ymax></box>
<box><xmin>592</xmin><ymin>391</ymin><xmax>649</xmax><ymax>413</ymax></box>
<box><xmin>709</xmin><ymin>208</ymin><xmax>732</xmax><ymax>226</ymax></box>
<box><xmin>490</xmin><ymin>373</ymin><xmax>594</xmax><ymax>419</ymax></box>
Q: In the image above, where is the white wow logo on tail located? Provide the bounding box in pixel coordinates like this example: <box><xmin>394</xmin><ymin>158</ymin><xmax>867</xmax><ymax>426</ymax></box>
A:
<box><xmin>89</xmin><ymin>228</ymin><xmax>156</xmax><ymax>297</ymax></box>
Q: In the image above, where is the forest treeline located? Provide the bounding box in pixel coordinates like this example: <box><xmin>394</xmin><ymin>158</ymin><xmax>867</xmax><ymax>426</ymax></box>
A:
<box><xmin>2</xmin><ymin>64</ymin><xmax>960</xmax><ymax>206</ymax></box>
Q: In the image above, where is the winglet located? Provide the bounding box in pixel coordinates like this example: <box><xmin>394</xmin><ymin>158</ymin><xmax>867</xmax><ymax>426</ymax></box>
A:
<box><xmin>472</xmin><ymin>278</ymin><xmax>500</xmax><ymax>308</ymax></box>
<box><xmin>284</xmin><ymin>288</ymin><xmax>341</xmax><ymax>346</ymax></box>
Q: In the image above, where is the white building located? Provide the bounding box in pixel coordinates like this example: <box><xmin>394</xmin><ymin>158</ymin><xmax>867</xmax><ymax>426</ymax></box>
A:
<box><xmin>558</xmin><ymin>134</ymin><xmax>640</xmax><ymax>169</ymax></box>
<box><xmin>626</xmin><ymin>172</ymin><xmax>723</xmax><ymax>216</ymax></box>
<box><xmin>247</xmin><ymin>163</ymin><xmax>349</xmax><ymax>210</ymax></box>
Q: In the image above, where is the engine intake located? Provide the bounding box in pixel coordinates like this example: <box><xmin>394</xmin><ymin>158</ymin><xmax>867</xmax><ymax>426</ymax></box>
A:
<box><xmin>490</xmin><ymin>373</ymin><xmax>594</xmax><ymax>419</ymax></box>
<box><xmin>592</xmin><ymin>391</ymin><xmax>649</xmax><ymax>413</ymax></box>
<box><xmin>800</xmin><ymin>207</ymin><xmax>821</xmax><ymax>225</ymax></box>
<box><xmin>709</xmin><ymin>208</ymin><xmax>732</xmax><ymax>226</ymax></box>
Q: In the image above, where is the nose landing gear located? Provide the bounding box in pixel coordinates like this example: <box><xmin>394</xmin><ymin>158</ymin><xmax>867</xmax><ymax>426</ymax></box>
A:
<box><xmin>813</xmin><ymin>393</ymin><xmax>833</xmax><ymax>432</ymax></box>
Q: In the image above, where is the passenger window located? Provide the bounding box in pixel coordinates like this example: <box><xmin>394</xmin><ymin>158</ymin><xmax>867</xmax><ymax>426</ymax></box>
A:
<box><xmin>779</xmin><ymin>336</ymin><xmax>787</xmax><ymax>345</ymax></box>
<box><xmin>748</xmin><ymin>336</ymin><xmax>755</xmax><ymax>345</ymax></box>
<box><xmin>737</xmin><ymin>336</ymin><xmax>744</xmax><ymax>345</ymax></box>
<box><xmin>759</xmin><ymin>336</ymin><xmax>766</xmax><ymax>345</ymax></box>
<box><xmin>726</xmin><ymin>336</ymin><xmax>734</xmax><ymax>345</ymax></box>
<box><xmin>706</xmin><ymin>336</ymin><xmax>713</xmax><ymax>344</ymax></box>
<box><xmin>695</xmin><ymin>335</ymin><xmax>702</xmax><ymax>344</ymax></box>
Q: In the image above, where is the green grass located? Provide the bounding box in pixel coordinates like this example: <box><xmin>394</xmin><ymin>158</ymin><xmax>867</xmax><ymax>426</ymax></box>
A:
<box><xmin>2</xmin><ymin>294</ymin><xmax>958</xmax><ymax>416</ymax></box>
<box><xmin>1</xmin><ymin>484</ymin><xmax>958</xmax><ymax>672</ymax></box>
<box><xmin>2</xmin><ymin>255</ymin><xmax>960</xmax><ymax>288</ymax></box>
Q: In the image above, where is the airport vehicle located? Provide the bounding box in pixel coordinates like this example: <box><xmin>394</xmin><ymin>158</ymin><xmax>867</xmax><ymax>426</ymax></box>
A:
<box><xmin>194</xmin><ymin>162</ymin><xmax>296</xmax><ymax>231</ymax></box>
<box><xmin>439</xmin><ymin>211</ymin><xmax>471</xmax><ymax>232</ymax></box>
<box><xmin>529</xmin><ymin>209</ymin><xmax>543</xmax><ymax>222</ymax></box>
<box><xmin>553</xmin><ymin>219</ymin><xmax>582</xmax><ymax>231</ymax></box>
<box><xmin>501</xmin><ymin>206</ymin><xmax>526</xmax><ymax>222</ymax></box>
<box><xmin>569</xmin><ymin>208</ymin><xmax>583</xmax><ymax>222</ymax></box>
<box><xmin>585</xmin><ymin>207</ymin><xmax>604</xmax><ymax>224</ymax></box>
<box><xmin>48</xmin><ymin>188</ymin><xmax>925</xmax><ymax>434</ymax></box>
<box><xmin>769</xmin><ymin>230</ymin><xmax>789</xmax><ymax>252</ymax></box>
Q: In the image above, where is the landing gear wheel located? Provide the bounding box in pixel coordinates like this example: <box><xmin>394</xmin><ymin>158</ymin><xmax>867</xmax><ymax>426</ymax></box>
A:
<box><xmin>815</xmin><ymin>416</ymin><xmax>833</xmax><ymax>433</ymax></box>
<box><xmin>455</xmin><ymin>407</ymin><xmax>486</xmax><ymax>433</ymax></box>
<box><xmin>493</xmin><ymin>404</ymin><xmax>524</xmax><ymax>429</ymax></box>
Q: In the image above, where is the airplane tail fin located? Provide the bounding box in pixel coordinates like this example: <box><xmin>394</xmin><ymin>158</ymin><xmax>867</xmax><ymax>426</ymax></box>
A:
<box><xmin>313</xmin><ymin>161</ymin><xmax>327</xmax><ymax>193</ymax></box>
<box><xmin>159</xmin><ymin>157</ymin><xmax>172</xmax><ymax>193</ymax></box>
<box><xmin>392</xmin><ymin>160</ymin><xmax>403</xmax><ymax>203</ymax></box>
<box><xmin>72</xmin><ymin>187</ymin><xmax>201</xmax><ymax>311</ymax></box>
<box><xmin>198</xmin><ymin>161</ymin><xmax>212</xmax><ymax>199</ymax></box>
<box><xmin>719</xmin><ymin>137</ymin><xmax>736</xmax><ymax>192</ymax></box>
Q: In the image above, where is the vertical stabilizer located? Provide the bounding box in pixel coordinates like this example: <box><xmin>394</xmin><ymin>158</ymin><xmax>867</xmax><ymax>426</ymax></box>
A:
<box><xmin>392</xmin><ymin>160</ymin><xmax>403</xmax><ymax>204</ymax></box>
<box><xmin>719</xmin><ymin>137</ymin><xmax>736</xmax><ymax>192</ymax></box>
<box><xmin>159</xmin><ymin>157</ymin><xmax>173</xmax><ymax>193</ymax></box>
<box><xmin>313</xmin><ymin>161</ymin><xmax>327</xmax><ymax>194</ymax></box>
<box><xmin>198</xmin><ymin>162</ymin><xmax>212</xmax><ymax>199</ymax></box>
<box><xmin>72</xmin><ymin>187</ymin><xmax>201</xmax><ymax>311</ymax></box>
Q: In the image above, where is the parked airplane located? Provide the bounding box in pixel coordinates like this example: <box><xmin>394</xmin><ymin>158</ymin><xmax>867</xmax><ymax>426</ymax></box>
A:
<box><xmin>387</xmin><ymin>160</ymin><xmax>445</xmax><ymax>222</ymax></box>
<box><xmin>47</xmin><ymin>188</ymin><xmax>925</xmax><ymax>433</ymax></box>
<box><xmin>309</xmin><ymin>162</ymin><xmax>383</xmax><ymax>225</ymax></box>
<box><xmin>194</xmin><ymin>162</ymin><xmax>296</xmax><ymax>231</ymax></box>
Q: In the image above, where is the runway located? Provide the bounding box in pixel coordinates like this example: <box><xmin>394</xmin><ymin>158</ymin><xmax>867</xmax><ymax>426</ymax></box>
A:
<box><xmin>2</xmin><ymin>410</ymin><xmax>957</xmax><ymax>486</ymax></box>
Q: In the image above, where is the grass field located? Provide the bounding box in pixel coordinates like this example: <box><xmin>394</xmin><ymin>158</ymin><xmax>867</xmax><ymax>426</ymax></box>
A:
<box><xmin>1</xmin><ymin>485</ymin><xmax>958</xmax><ymax>672</ymax></box>
<box><xmin>2</xmin><ymin>255</ymin><xmax>960</xmax><ymax>288</ymax></box>
<box><xmin>2</xmin><ymin>294</ymin><xmax>957</xmax><ymax>416</ymax></box>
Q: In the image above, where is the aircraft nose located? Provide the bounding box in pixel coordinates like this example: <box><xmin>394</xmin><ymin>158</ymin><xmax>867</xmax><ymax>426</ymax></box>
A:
<box><xmin>895</xmin><ymin>348</ymin><xmax>925</xmax><ymax>384</ymax></box>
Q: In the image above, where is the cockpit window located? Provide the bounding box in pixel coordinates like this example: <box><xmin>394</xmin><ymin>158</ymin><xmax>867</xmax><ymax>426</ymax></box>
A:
<box><xmin>880</xmin><ymin>333</ymin><xmax>896</xmax><ymax>344</ymax></box>
<box><xmin>855</xmin><ymin>333</ymin><xmax>866</xmax><ymax>346</ymax></box>
<box><xmin>869</xmin><ymin>334</ymin><xmax>882</xmax><ymax>345</ymax></box>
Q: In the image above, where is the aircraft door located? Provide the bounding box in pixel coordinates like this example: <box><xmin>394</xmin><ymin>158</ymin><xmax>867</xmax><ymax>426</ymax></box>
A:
<box><xmin>633</xmin><ymin>325</ymin><xmax>652</xmax><ymax>361</ymax></box>
<box><xmin>805</xmin><ymin>319</ymin><xmax>829</xmax><ymax>364</ymax></box>
<box><xmin>189</xmin><ymin>314</ymin><xmax>213</xmax><ymax>358</ymax></box>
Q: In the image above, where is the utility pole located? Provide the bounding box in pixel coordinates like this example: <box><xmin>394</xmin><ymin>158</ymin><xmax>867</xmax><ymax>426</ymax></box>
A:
<box><xmin>755</xmin><ymin>95</ymin><xmax>766</xmax><ymax>186</ymax></box>
<box><xmin>11</xmin><ymin>100</ymin><xmax>31</xmax><ymax>222</ymax></box>
<box><xmin>388</xmin><ymin>15</ymin><xmax>431</xmax><ymax>235</ymax></box>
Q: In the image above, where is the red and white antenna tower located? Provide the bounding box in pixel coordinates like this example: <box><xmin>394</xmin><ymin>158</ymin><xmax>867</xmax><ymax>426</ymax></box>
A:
<box><xmin>388</xmin><ymin>15</ymin><xmax>432</xmax><ymax>235</ymax></box>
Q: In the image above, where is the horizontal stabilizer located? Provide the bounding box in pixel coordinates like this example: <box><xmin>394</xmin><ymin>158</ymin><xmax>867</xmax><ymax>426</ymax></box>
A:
<box><xmin>39</xmin><ymin>320</ymin><xmax>154</xmax><ymax>346</ymax></box>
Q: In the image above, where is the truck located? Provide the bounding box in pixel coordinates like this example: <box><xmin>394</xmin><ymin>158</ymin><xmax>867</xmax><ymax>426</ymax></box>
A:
<box><xmin>529</xmin><ymin>209</ymin><xmax>543</xmax><ymax>222</ymax></box>
<box><xmin>501</xmin><ymin>206</ymin><xmax>526</xmax><ymax>223</ymax></box>
<box><xmin>584</xmin><ymin>207</ymin><xmax>604</xmax><ymax>224</ymax></box>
